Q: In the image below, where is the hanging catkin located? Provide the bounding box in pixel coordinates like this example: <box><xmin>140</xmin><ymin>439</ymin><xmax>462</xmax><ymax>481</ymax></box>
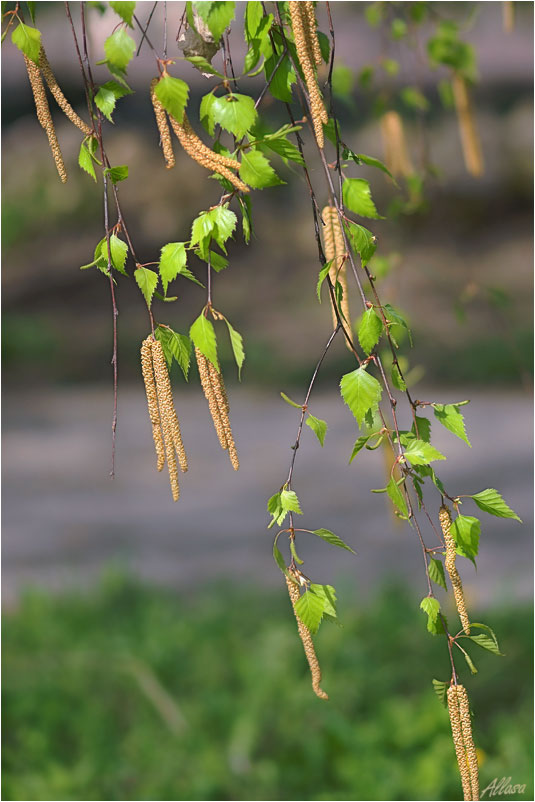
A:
<box><xmin>140</xmin><ymin>337</ymin><xmax>165</xmax><ymax>472</ymax></box>
<box><xmin>286</xmin><ymin>572</ymin><xmax>328</xmax><ymax>700</ymax></box>
<box><xmin>452</xmin><ymin>73</ymin><xmax>484</xmax><ymax>178</ymax></box>
<box><xmin>39</xmin><ymin>48</ymin><xmax>93</xmax><ymax>136</ymax></box>
<box><xmin>322</xmin><ymin>206</ymin><xmax>351</xmax><ymax>349</ymax></box>
<box><xmin>195</xmin><ymin>347</ymin><xmax>239</xmax><ymax>470</ymax></box>
<box><xmin>457</xmin><ymin>684</ymin><xmax>480</xmax><ymax>801</ymax></box>
<box><xmin>168</xmin><ymin>112</ymin><xmax>250</xmax><ymax>193</ymax></box>
<box><xmin>303</xmin><ymin>1</ymin><xmax>323</xmax><ymax>67</ymax></box>
<box><xmin>447</xmin><ymin>685</ymin><xmax>474</xmax><ymax>801</ymax></box>
<box><xmin>379</xmin><ymin>110</ymin><xmax>414</xmax><ymax>178</ymax></box>
<box><xmin>440</xmin><ymin>505</ymin><xmax>471</xmax><ymax>634</ymax></box>
<box><xmin>24</xmin><ymin>54</ymin><xmax>67</xmax><ymax>183</ymax></box>
<box><xmin>149</xmin><ymin>78</ymin><xmax>175</xmax><ymax>169</ymax></box>
<box><xmin>289</xmin><ymin>1</ymin><xmax>327</xmax><ymax>148</ymax></box>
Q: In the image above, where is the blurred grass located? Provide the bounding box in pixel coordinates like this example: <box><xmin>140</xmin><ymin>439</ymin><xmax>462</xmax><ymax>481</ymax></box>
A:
<box><xmin>2</xmin><ymin>575</ymin><xmax>533</xmax><ymax>801</ymax></box>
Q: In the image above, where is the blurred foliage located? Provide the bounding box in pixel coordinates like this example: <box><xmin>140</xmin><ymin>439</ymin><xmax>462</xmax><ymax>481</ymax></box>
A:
<box><xmin>2</xmin><ymin>575</ymin><xmax>533</xmax><ymax>801</ymax></box>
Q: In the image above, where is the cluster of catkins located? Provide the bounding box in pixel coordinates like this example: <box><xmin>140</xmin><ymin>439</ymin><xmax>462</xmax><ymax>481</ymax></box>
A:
<box><xmin>447</xmin><ymin>684</ymin><xmax>480</xmax><ymax>800</ymax></box>
<box><xmin>24</xmin><ymin>48</ymin><xmax>93</xmax><ymax>182</ymax></box>
<box><xmin>288</xmin><ymin>1</ymin><xmax>328</xmax><ymax>148</ymax></box>
<box><xmin>150</xmin><ymin>78</ymin><xmax>249</xmax><ymax>193</ymax></box>
<box><xmin>321</xmin><ymin>205</ymin><xmax>351</xmax><ymax>349</ymax></box>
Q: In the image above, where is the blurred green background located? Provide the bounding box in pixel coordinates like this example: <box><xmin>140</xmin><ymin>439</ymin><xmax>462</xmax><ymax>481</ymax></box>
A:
<box><xmin>2</xmin><ymin>2</ymin><xmax>533</xmax><ymax>801</ymax></box>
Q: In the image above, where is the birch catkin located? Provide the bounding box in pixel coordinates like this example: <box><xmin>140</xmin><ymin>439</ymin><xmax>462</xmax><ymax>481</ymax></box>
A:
<box><xmin>457</xmin><ymin>684</ymin><xmax>480</xmax><ymax>801</ymax></box>
<box><xmin>447</xmin><ymin>685</ymin><xmax>474</xmax><ymax>801</ymax></box>
<box><xmin>440</xmin><ymin>505</ymin><xmax>470</xmax><ymax>634</ymax></box>
<box><xmin>322</xmin><ymin>206</ymin><xmax>351</xmax><ymax>349</ymax></box>
<box><xmin>303</xmin><ymin>1</ymin><xmax>323</xmax><ymax>67</ymax></box>
<box><xmin>289</xmin><ymin>1</ymin><xmax>327</xmax><ymax>149</ymax></box>
<box><xmin>140</xmin><ymin>337</ymin><xmax>165</xmax><ymax>472</ymax></box>
<box><xmin>286</xmin><ymin>573</ymin><xmax>328</xmax><ymax>700</ymax></box>
<box><xmin>168</xmin><ymin>112</ymin><xmax>250</xmax><ymax>193</ymax></box>
<box><xmin>24</xmin><ymin>55</ymin><xmax>67</xmax><ymax>183</ymax></box>
<box><xmin>39</xmin><ymin>48</ymin><xmax>93</xmax><ymax>136</ymax></box>
<box><xmin>150</xmin><ymin>78</ymin><xmax>175</xmax><ymax>169</ymax></box>
<box><xmin>379</xmin><ymin>110</ymin><xmax>414</xmax><ymax>178</ymax></box>
<box><xmin>195</xmin><ymin>348</ymin><xmax>239</xmax><ymax>470</ymax></box>
<box><xmin>452</xmin><ymin>73</ymin><xmax>484</xmax><ymax>178</ymax></box>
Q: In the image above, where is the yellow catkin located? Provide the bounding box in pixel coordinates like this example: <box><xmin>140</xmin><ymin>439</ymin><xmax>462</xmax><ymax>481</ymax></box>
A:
<box><xmin>24</xmin><ymin>54</ymin><xmax>67</xmax><ymax>183</ymax></box>
<box><xmin>457</xmin><ymin>684</ymin><xmax>480</xmax><ymax>801</ymax></box>
<box><xmin>286</xmin><ymin>573</ymin><xmax>328</xmax><ymax>700</ymax></box>
<box><xmin>448</xmin><ymin>685</ymin><xmax>474</xmax><ymax>801</ymax></box>
<box><xmin>322</xmin><ymin>206</ymin><xmax>351</xmax><ymax>349</ymax></box>
<box><xmin>152</xmin><ymin>338</ymin><xmax>188</xmax><ymax>474</ymax></box>
<box><xmin>207</xmin><ymin>359</ymin><xmax>239</xmax><ymax>470</ymax></box>
<box><xmin>150</xmin><ymin>78</ymin><xmax>175</xmax><ymax>169</ymax></box>
<box><xmin>195</xmin><ymin>348</ymin><xmax>228</xmax><ymax>450</ymax></box>
<box><xmin>452</xmin><ymin>73</ymin><xmax>484</xmax><ymax>178</ymax></box>
<box><xmin>39</xmin><ymin>49</ymin><xmax>93</xmax><ymax>136</ymax></box>
<box><xmin>379</xmin><ymin>110</ymin><xmax>414</xmax><ymax>178</ymax></box>
<box><xmin>152</xmin><ymin>339</ymin><xmax>182</xmax><ymax>501</ymax></box>
<box><xmin>503</xmin><ymin>1</ymin><xmax>514</xmax><ymax>33</ymax></box>
<box><xmin>140</xmin><ymin>337</ymin><xmax>165</xmax><ymax>472</ymax></box>
<box><xmin>440</xmin><ymin>505</ymin><xmax>471</xmax><ymax>634</ymax></box>
<box><xmin>289</xmin><ymin>1</ymin><xmax>327</xmax><ymax>149</ymax></box>
<box><xmin>168</xmin><ymin>112</ymin><xmax>250</xmax><ymax>193</ymax></box>
<box><xmin>303</xmin><ymin>1</ymin><xmax>323</xmax><ymax>67</ymax></box>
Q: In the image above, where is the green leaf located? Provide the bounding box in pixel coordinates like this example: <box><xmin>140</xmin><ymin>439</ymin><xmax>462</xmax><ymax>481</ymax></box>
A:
<box><xmin>244</xmin><ymin>0</ymin><xmax>264</xmax><ymax>41</ymax></box>
<box><xmin>432</xmin><ymin>678</ymin><xmax>448</xmax><ymax>708</ymax></box>
<box><xmin>211</xmin><ymin>93</ymin><xmax>257</xmax><ymax>138</ymax></box>
<box><xmin>190</xmin><ymin>312</ymin><xmax>218</xmax><ymax>370</ymax></box>
<box><xmin>12</xmin><ymin>22</ymin><xmax>41</xmax><ymax>64</ymax></box>
<box><xmin>420</xmin><ymin>596</ymin><xmax>440</xmax><ymax>631</ymax></box>
<box><xmin>239</xmin><ymin>148</ymin><xmax>284</xmax><ymax>189</ymax></box>
<box><xmin>432</xmin><ymin>403</ymin><xmax>471</xmax><ymax>447</ymax></box>
<box><xmin>355</xmin><ymin>152</ymin><xmax>395</xmax><ymax>181</ymax></box>
<box><xmin>94</xmin><ymin>80</ymin><xmax>130</xmax><ymax>122</ymax></box>
<box><xmin>349</xmin><ymin>434</ymin><xmax>371</xmax><ymax>463</ymax></box>
<box><xmin>159</xmin><ymin>242</ymin><xmax>202</xmax><ymax>294</ymax></box>
<box><xmin>344</xmin><ymin>220</ymin><xmax>377</xmax><ymax>267</ymax></box>
<box><xmin>428</xmin><ymin>558</ymin><xmax>447</xmax><ymax>590</ymax></box>
<box><xmin>456</xmin><ymin>642</ymin><xmax>478</xmax><ymax>674</ymax></box>
<box><xmin>357</xmin><ymin>307</ymin><xmax>383</xmax><ymax>354</ymax></box>
<box><xmin>272</xmin><ymin>540</ymin><xmax>287</xmax><ymax>574</ymax></box>
<box><xmin>343</xmin><ymin>178</ymin><xmax>384</xmax><ymax>219</ymax></box>
<box><xmin>104</xmin><ymin>27</ymin><xmax>135</xmax><ymax>71</ymax></box>
<box><xmin>451</xmin><ymin>515</ymin><xmax>480</xmax><ymax>563</ymax></box>
<box><xmin>306</xmin><ymin>414</ymin><xmax>327</xmax><ymax>447</ymax></box>
<box><xmin>391</xmin><ymin>363</ymin><xmax>406</xmax><ymax>392</ymax></box>
<box><xmin>154</xmin><ymin>326</ymin><xmax>191</xmax><ymax>380</ymax></box>
<box><xmin>154</xmin><ymin>74</ymin><xmax>189</xmax><ymax>123</ymax></box>
<box><xmin>260</xmin><ymin>135</ymin><xmax>304</xmax><ymax>165</ymax></box>
<box><xmin>316</xmin><ymin>260</ymin><xmax>333</xmax><ymax>302</ymax></box>
<box><xmin>264</xmin><ymin>52</ymin><xmax>295</xmax><ymax>102</ymax></box>
<box><xmin>468</xmin><ymin>634</ymin><xmax>504</xmax><ymax>656</ymax></box>
<box><xmin>412</xmin><ymin>415</ymin><xmax>431</xmax><ymax>442</ymax></box>
<box><xmin>468</xmin><ymin>489</ymin><xmax>521</xmax><ymax>522</ymax></box>
<box><xmin>199</xmin><ymin>92</ymin><xmax>216</xmax><ymax>135</ymax></box>
<box><xmin>194</xmin><ymin>0</ymin><xmax>235</xmax><ymax>41</ymax></box>
<box><xmin>135</xmin><ymin>267</ymin><xmax>158</xmax><ymax>308</ymax></box>
<box><xmin>280</xmin><ymin>392</ymin><xmax>301</xmax><ymax>409</ymax></box>
<box><xmin>238</xmin><ymin>195</ymin><xmax>253</xmax><ymax>243</ymax></box>
<box><xmin>311</xmin><ymin>528</ymin><xmax>355</xmax><ymax>554</ymax></box>
<box><xmin>386</xmin><ymin>477</ymin><xmax>409</xmax><ymax>518</ymax></box>
<box><xmin>78</xmin><ymin>141</ymin><xmax>97</xmax><ymax>181</ymax></box>
<box><xmin>183</xmin><ymin>55</ymin><xmax>223</xmax><ymax>77</ymax></box>
<box><xmin>309</xmin><ymin>584</ymin><xmax>337</xmax><ymax>618</ymax></box>
<box><xmin>25</xmin><ymin>2</ymin><xmax>36</xmax><ymax>24</ymax></box>
<box><xmin>104</xmin><ymin>165</ymin><xmax>129</xmax><ymax>184</ymax></box>
<box><xmin>289</xmin><ymin>539</ymin><xmax>303</xmax><ymax>565</ymax></box>
<box><xmin>108</xmin><ymin>234</ymin><xmax>128</xmax><ymax>275</ymax></box>
<box><xmin>280</xmin><ymin>489</ymin><xmax>302</xmax><ymax>515</ymax></box>
<box><xmin>383</xmin><ymin>303</ymin><xmax>413</xmax><ymax>346</ymax></box>
<box><xmin>210</xmin><ymin>205</ymin><xmax>237</xmax><ymax>248</ymax></box>
<box><xmin>340</xmin><ymin>365</ymin><xmax>382</xmax><ymax>427</ymax></box>
<box><xmin>109</xmin><ymin>1</ymin><xmax>136</xmax><ymax>26</ymax></box>
<box><xmin>224</xmin><ymin>317</ymin><xmax>245</xmax><ymax>379</ymax></box>
<box><xmin>403</xmin><ymin>439</ymin><xmax>446</xmax><ymax>466</ymax></box>
<box><xmin>294</xmin><ymin>589</ymin><xmax>325</xmax><ymax>635</ymax></box>
<box><xmin>400</xmin><ymin>86</ymin><xmax>429</xmax><ymax>111</ymax></box>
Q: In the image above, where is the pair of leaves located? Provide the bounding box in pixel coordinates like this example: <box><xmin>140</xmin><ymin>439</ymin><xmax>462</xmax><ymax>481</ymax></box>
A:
<box><xmin>94</xmin><ymin>80</ymin><xmax>131</xmax><ymax>123</ymax></box>
<box><xmin>154</xmin><ymin>325</ymin><xmax>191</xmax><ymax>380</ymax></box>
<box><xmin>295</xmin><ymin>584</ymin><xmax>337</xmax><ymax>635</ymax></box>
<box><xmin>159</xmin><ymin>242</ymin><xmax>202</xmax><ymax>295</ymax></box>
<box><xmin>420</xmin><ymin>596</ymin><xmax>441</xmax><ymax>633</ymax></box>
<box><xmin>267</xmin><ymin>488</ymin><xmax>303</xmax><ymax>529</ymax></box>
<box><xmin>189</xmin><ymin>310</ymin><xmax>245</xmax><ymax>378</ymax></box>
<box><xmin>80</xmin><ymin>234</ymin><xmax>128</xmax><ymax>277</ymax></box>
<box><xmin>191</xmin><ymin>205</ymin><xmax>237</xmax><ymax>258</ymax></box>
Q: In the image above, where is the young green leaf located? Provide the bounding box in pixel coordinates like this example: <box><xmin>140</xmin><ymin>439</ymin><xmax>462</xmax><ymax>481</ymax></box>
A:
<box><xmin>358</xmin><ymin>307</ymin><xmax>383</xmax><ymax>354</ymax></box>
<box><xmin>383</xmin><ymin>303</ymin><xmax>413</xmax><ymax>346</ymax></box>
<box><xmin>12</xmin><ymin>22</ymin><xmax>41</xmax><ymax>64</ymax></box>
<box><xmin>135</xmin><ymin>266</ymin><xmax>158</xmax><ymax>308</ymax></box>
<box><xmin>316</xmin><ymin>260</ymin><xmax>333</xmax><ymax>302</ymax></box>
<box><xmin>428</xmin><ymin>558</ymin><xmax>447</xmax><ymax>590</ymax></box>
<box><xmin>295</xmin><ymin>588</ymin><xmax>325</xmax><ymax>635</ymax></box>
<box><xmin>154</xmin><ymin>74</ymin><xmax>189</xmax><ymax>123</ymax></box>
<box><xmin>456</xmin><ymin>642</ymin><xmax>478</xmax><ymax>674</ymax></box>
<box><xmin>190</xmin><ymin>312</ymin><xmax>218</xmax><ymax>370</ymax></box>
<box><xmin>343</xmin><ymin>178</ymin><xmax>384</xmax><ymax>219</ymax></box>
<box><xmin>420</xmin><ymin>596</ymin><xmax>440</xmax><ymax>632</ymax></box>
<box><xmin>280</xmin><ymin>489</ymin><xmax>302</xmax><ymax>515</ymax></box>
<box><xmin>467</xmin><ymin>634</ymin><xmax>504</xmax><ymax>656</ymax></box>
<box><xmin>355</xmin><ymin>151</ymin><xmax>395</xmax><ymax>181</ymax></box>
<box><xmin>349</xmin><ymin>434</ymin><xmax>371</xmax><ymax>463</ymax></box>
<box><xmin>239</xmin><ymin>148</ymin><xmax>285</xmax><ymax>189</ymax></box>
<box><xmin>260</xmin><ymin>135</ymin><xmax>304</xmax><ymax>165</ymax></box>
<box><xmin>344</xmin><ymin>220</ymin><xmax>377</xmax><ymax>267</ymax></box>
<box><xmin>311</xmin><ymin>528</ymin><xmax>355</xmax><ymax>554</ymax></box>
<box><xmin>108</xmin><ymin>234</ymin><xmax>128</xmax><ymax>275</ymax></box>
<box><xmin>432</xmin><ymin>402</ymin><xmax>471</xmax><ymax>447</ymax></box>
<box><xmin>210</xmin><ymin>205</ymin><xmax>237</xmax><ymax>248</ymax></box>
<box><xmin>78</xmin><ymin>141</ymin><xmax>97</xmax><ymax>181</ymax></box>
<box><xmin>451</xmin><ymin>515</ymin><xmax>480</xmax><ymax>563</ymax></box>
<box><xmin>468</xmin><ymin>489</ymin><xmax>521</xmax><ymax>522</ymax></box>
<box><xmin>109</xmin><ymin>1</ymin><xmax>136</xmax><ymax>26</ymax></box>
<box><xmin>94</xmin><ymin>80</ymin><xmax>130</xmax><ymax>121</ymax></box>
<box><xmin>391</xmin><ymin>363</ymin><xmax>406</xmax><ymax>391</ymax></box>
<box><xmin>104</xmin><ymin>165</ymin><xmax>129</xmax><ymax>184</ymax></box>
<box><xmin>272</xmin><ymin>540</ymin><xmax>287</xmax><ymax>574</ymax></box>
<box><xmin>159</xmin><ymin>242</ymin><xmax>199</xmax><ymax>294</ymax></box>
<box><xmin>412</xmin><ymin>415</ymin><xmax>431</xmax><ymax>443</ymax></box>
<box><xmin>340</xmin><ymin>365</ymin><xmax>382</xmax><ymax>426</ymax></box>
<box><xmin>306</xmin><ymin>414</ymin><xmax>327</xmax><ymax>447</ymax></box>
<box><xmin>402</xmin><ymin>439</ymin><xmax>446</xmax><ymax>466</ymax></box>
<box><xmin>154</xmin><ymin>326</ymin><xmax>191</xmax><ymax>379</ymax></box>
<box><xmin>309</xmin><ymin>584</ymin><xmax>337</xmax><ymax>618</ymax></box>
<box><xmin>386</xmin><ymin>476</ymin><xmax>409</xmax><ymax>518</ymax></box>
<box><xmin>224</xmin><ymin>317</ymin><xmax>245</xmax><ymax>378</ymax></box>
<box><xmin>104</xmin><ymin>28</ymin><xmax>136</xmax><ymax>71</ymax></box>
<box><xmin>211</xmin><ymin>93</ymin><xmax>257</xmax><ymax>138</ymax></box>
<box><xmin>194</xmin><ymin>0</ymin><xmax>236</xmax><ymax>42</ymax></box>
<box><xmin>432</xmin><ymin>678</ymin><xmax>448</xmax><ymax>708</ymax></box>
<box><xmin>264</xmin><ymin>52</ymin><xmax>295</xmax><ymax>102</ymax></box>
